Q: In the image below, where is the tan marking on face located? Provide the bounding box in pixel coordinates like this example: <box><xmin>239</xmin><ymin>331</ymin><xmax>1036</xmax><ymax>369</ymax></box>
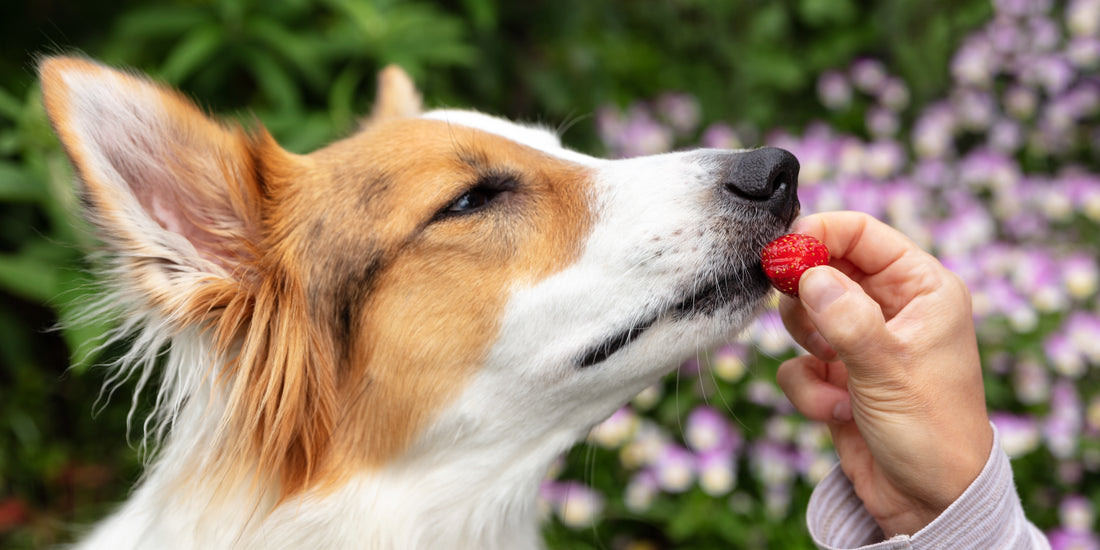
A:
<box><xmin>266</xmin><ymin>118</ymin><xmax>594</xmax><ymax>482</ymax></box>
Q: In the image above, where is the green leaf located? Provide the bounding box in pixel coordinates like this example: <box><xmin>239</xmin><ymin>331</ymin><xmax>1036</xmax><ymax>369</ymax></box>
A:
<box><xmin>158</xmin><ymin>25</ymin><xmax>225</xmax><ymax>85</ymax></box>
<box><xmin>0</xmin><ymin>253</ymin><xmax>62</xmax><ymax>303</ymax></box>
<box><xmin>246</xmin><ymin>18</ymin><xmax>329</xmax><ymax>89</ymax></box>
<box><xmin>240</xmin><ymin>47</ymin><xmax>303</xmax><ymax>112</ymax></box>
<box><xmin>113</xmin><ymin>6</ymin><xmax>212</xmax><ymax>41</ymax></box>
<box><xmin>0</xmin><ymin>86</ymin><xmax>22</xmax><ymax>121</ymax></box>
<box><xmin>0</xmin><ymin>161</ymin><xmax>43</xmax><ymax>202</ymax></box>
<box><xmin>328</xmin><ymin>66</ymin><xmax>363</xmax><ymax>131</ymax></box>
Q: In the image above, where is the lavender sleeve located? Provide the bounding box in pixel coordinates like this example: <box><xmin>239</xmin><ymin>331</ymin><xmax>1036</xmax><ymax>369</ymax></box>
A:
<box><xmin>806</xmin><ymin>425</ymin><xmax>1050</xmax><ymax>549</ymax></box>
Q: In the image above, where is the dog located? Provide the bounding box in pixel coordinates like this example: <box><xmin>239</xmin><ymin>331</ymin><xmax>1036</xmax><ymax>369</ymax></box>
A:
<box><xmin>39</xmin><ymin>56</ymin><xmax>799</xmax><ymax>549</ymax></box>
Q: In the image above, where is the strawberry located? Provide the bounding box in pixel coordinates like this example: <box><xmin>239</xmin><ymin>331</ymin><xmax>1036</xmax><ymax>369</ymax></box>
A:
<box><xmin>761</xmin><ymin>234</ymin><xmax>830</xmax><ymax>297</ymax></box>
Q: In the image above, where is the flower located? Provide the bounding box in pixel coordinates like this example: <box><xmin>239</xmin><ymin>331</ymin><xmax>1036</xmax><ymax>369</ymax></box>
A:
<box><xmin>850</xmin><ymin>58</ymin><xmax>888</xmax><ymax>94</ymax></box>
<box><xmin>656</xmin><ymin>92</ymin><xmax>701</xmax><ymax>137</ymax></box>
<box><xmin>653</xmin><ymin>443</ymin><xmax>695</xmax><ymax>493</ymax></box>
<box><xmin>1045</xmin><ymin>380</ymin><xmax>1084</xmax><ymax>459</ymax></box>
<box><xmin>1048</xmin><ymin>528</ymin><xmax>1100</xmax><ymax>550</ymax></box>
<box><xmin>708</xmin><ymin>344</ymin><xmax>748</xmax><ymax>382</ymax></box>
<box><xmin>696</xmin><ymin>448</ymin><xmax>737</xmax><ymax>496</ymax></box>
<box><xmin>590</xmin><ymin>406</ymin><xmax>639</xmax><ymax>449</ymax></box>
<box><xmin>1061</xmin><ymin>495</ymin><xmax>1096</xmax><ymax>532</ymax></box>
<box><xmin>991</xmin><ymin>412</ymin><xmax>1042</xmax><ymax>457</ymax></box>
<box><xmin>685</xmin><ymin>406</ymin><xmax>739</xmax><ymax>454</ymax></box>
<box><xmin>541</xmin><ymin>481</ymin><xmax>606</xmax><ymax>529</ymax></box>
<box><xmin>817</xmin><ymin>70</ymin><xmax>853</xmax><ymax>110</ymax></box>
<box><xmin>701</xmin><ymin>122</ymin><xmax>743</xmax><ymax>150</ymax></box>
<box><xmin>1013</xmin><ymin>360</ymin><xmax>1052</xmax><ymax>405</ymax></box>
<box><xmin>624</xmin><ymin>469</ymin><xmax>659</xmax><ymax>512</ymax></box>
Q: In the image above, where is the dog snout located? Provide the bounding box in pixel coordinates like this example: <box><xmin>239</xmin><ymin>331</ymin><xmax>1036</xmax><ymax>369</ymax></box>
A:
<box><xmin>717</xmin><ymin>147</ymin><xmax>800</xmax><ymax>224</ymax></box>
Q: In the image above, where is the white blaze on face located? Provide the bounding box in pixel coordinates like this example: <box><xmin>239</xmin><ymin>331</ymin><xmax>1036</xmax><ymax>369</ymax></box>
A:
<box><xmin>416</xmin><ymin>109</ymin><xmax>782</xmax><ymax>454</ymax></box>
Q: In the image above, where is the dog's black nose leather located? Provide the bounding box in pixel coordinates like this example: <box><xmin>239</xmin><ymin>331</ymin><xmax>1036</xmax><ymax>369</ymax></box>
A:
<box><xmin>718</xmin><ymin>147</ymin><xmax>800</xmax><ymax>223</ymax></box>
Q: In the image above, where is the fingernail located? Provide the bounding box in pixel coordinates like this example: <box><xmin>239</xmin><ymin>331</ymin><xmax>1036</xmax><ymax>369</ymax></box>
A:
<box><xmin>832</xmin><ymin>399</ymin><xmax>853</xmax><ymax>423</ymax></box>
<box><xmin>800</xmin><ymin>267</ymin><xmax>847</xmax><ymax>313</ymax></box>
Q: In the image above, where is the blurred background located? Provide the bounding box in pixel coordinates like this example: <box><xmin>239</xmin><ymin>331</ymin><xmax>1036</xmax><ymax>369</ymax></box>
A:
<box><xmin>2</xmin><ymin>0</ymin><xmax>1098</xmax><ymax>548</ymax></box>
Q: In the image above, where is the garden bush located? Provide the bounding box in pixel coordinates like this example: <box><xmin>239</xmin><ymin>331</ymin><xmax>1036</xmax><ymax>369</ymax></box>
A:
<box><xmin>3</xmin><ymin>0</ymin><xmax>1095</xmax><ymax>548</ymax></box>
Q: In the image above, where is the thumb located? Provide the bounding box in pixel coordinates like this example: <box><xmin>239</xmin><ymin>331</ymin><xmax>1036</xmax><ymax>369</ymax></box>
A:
<box><xmin>798</xmin><ymin>266</ymin><xmax>894</xmax><ymax>374</ymax></box>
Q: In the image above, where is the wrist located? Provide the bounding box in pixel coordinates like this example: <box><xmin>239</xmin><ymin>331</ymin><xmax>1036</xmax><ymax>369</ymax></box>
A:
<box><xmin>875</xmin><ymin>422</ymin><xmax>995</xmax><ymax>536</ymax></box>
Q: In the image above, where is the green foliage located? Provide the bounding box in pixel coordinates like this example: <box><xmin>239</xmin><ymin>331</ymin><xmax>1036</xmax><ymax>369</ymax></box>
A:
<box><xmin>0</xmin><ymin>1</ymin><xmax>991</xmax><ymax>548</ymax></box>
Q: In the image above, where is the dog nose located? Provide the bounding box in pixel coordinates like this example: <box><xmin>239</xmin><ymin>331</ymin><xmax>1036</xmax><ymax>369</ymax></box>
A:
<box><xmin>718</xmin><ymin>147</ymin><xmax>800</xmax><ymax>223</ymax></box>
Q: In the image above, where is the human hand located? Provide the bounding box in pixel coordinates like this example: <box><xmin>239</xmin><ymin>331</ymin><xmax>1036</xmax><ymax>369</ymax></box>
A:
<box><xmin>775</xmin><ymin>211</ymin><xmax>994</xmax><ymax>536</ymax></box>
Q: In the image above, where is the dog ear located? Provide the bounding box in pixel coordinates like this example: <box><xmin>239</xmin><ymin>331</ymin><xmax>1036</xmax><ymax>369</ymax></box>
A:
<box><xmin>39</xmin><ymin>56</ymin><xmax>336</xmax><ymax>497</ymax></box>
<box><xmin>364</xmin><ymin>65</ymin><xmax>422</xmax><ymax>125</ymax></box>
<box><xmin>39</xmin><ymin>56</ymin><xmax>271</xmax><ymax>303</ymax></box>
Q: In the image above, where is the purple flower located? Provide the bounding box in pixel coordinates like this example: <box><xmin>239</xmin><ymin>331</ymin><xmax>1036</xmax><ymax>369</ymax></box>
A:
<box><xmin>1045</xmin><ymin>332</ymin><xmax>1087</xmax><ymax>378</ymax></box>
<box><xmin>745</xmin><ymin>310</ymin><xmax>795</xmax><ymax>356</ymax></box>
<box><xmin>701</xmin><ymin>122</ymin><xmax>743</xmax><ymax>150</ymax></box>
<box><xmin>1066</xmin><ymin>312</ymin><xmax>1100</xmax><ymax>363</ymax></box>
<box><xmin>912</xmin><ymin>102</ymin><xmax>957</xmax><ymax>159</ymax></box>
<box><xmin>1014</xmin><ymin>250</ymin><xmax>1068</xmax><ymax>312</ymax></box>
<box><xmin>1028</xmin><ymin>14</ymin><xmax>1062</xmax><ymax>52</ymax></box>
<box><xmin>1045</xmin><ymin>380</ymin><xmax>1084</xmax><ymax>458</ymax></box>
<box><xmin>1067</xmin><ymin>0</ymin><xmax>1100</xmax><ymax>37</ymax></box>
<box><xmin>1004</xmin><ymin>84</ymin><xmax>1040</xmax><ymax>119</ymax></box>
<box><xmin>1012</xmin><ymin>360</ymin><xmax>1052</xmax><ymax>405</ymax></box>
<box><xmin>654</xmin><ymin>443</ymin><xmax>695</xmax><ymax>493</ymax></box>
<box><xmin>866</xmin><ymin>106</ymin><xmax>900</xmax><ymax>138</ymax></box>
<box><xmin>836</xmin><ymin>178</ymin><xmax>887</xmax><ymax>219</ymax></box>
<box><xmin>952</xmin><ymin>37</ymin><xmax>998</xmax><ymax>87</ymax></box>
<box><xmin>685</xmin><ymin>406</ymin><xmax>739</xmax><ymax>454</ymax></box>
<box><xmin>1036</xmin><ymin>54</ymin><xmax>1077</xmax><ymax>95</ymax></box>
<box><xmin>619</xmin><ymin>420</ymin><xmax>671</xmax><ymax>469</ymax></box>
<box><xmin>850</xmin><ymin>58</ymin><xmax>888</xmax><ymax>94</ymax></box>
<box><xmin>817</xmin><ymin>70</ymin><xmax>853</xmax><ymax>110</ymax></box>
<box><xmin>994</xmin><ymin>0</ymin><xmax>1050</xmax><ymax>17</ymax></box>
<box><xmin>656</xmin><ymin>92</ymin><xmax>701</xmax><ymax>136</ymax></box>
<box><xmin>750</xmin><ymin>440</ymin><xmax>797</xmax><ymax>487</ymax></box>
<box><xmin>990</xmin><ymin>412</ymin><xmax>1041</xmax><ymax>457</ymax></box>
<box><xmin>618</xmin><ymin>108</ymin><xmax>674</xmax><ymax>158</ymax></box>
<box><xmin>624</xmin><ymin>469</ymin><xmax>659</xmax><ymax>512</ymax></box>
<box><xmin>589</xmin><ymin>406</ymin><xmax>639</xmax><ymax>449</ymax></box>
<box><xmin>1068</xmin><ymin>37</ymin><xmax>1100</xmax><ymax>68</ymax></box>
<box><xmin>696</xmin><ymin>447</ymin><xmax>737</xmax><ymax>496</ymax></box>
<box><xmin>1048</xmin><ymin>528</ymin><xmax>1100</xmax><ymax>550</ymax></box>
<box><xmin>540</xmin><ymin>480</ymin><xmax>606</xmax><ymax>528</ymax></box>
<box><xmin>958</xmin><ymin>148</ymin><xmax>1021</xmax><ymax>192</ymax></box>
<box><xmin>862</xmin><ymin>140</ymin><xmax>906</xmax><ymax>179</ymax></box>
<box><xmin>878</xmin><ymin>77</ymin><xmax>911</xmax><ymax>111</ymax></box>
<box><xmin>1061</xmin><ymin>495</ymin><xmax>1096</xmax><ymax>531</ymax></box>
<box><xmin>708</xmin><ymin>343</ymin><xmax>748</xmax><ymax>382</ymax></box>
<box><xmin>952</xmin><ymin>88</ymin><xmax>998</xmax><ymax>131</ymax></box>
<box><xmin>987</xmin><ymin>117</ymin><xmax>1025</xmax><ymax>153</ymax></box>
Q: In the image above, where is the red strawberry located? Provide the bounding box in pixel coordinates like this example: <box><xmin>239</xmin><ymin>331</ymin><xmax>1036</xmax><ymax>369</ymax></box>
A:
<box><xmin>761</xmin><ymin>234</ymin><xmax>830</xmax><ymax>297</ymax></box>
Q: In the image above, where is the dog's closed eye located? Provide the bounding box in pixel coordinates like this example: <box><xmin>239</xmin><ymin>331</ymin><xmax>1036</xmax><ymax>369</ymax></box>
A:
<box><xmin>438</xmin><ymin>172</ymin><xmax>519</xmax><ymax>218</ymax></box>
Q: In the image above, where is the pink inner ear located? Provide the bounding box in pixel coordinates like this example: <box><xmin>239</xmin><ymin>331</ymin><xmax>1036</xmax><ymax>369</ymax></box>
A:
<box><xmin>90</xmin><ymin>123</ymin><xmax>236</xmax><ymax>271</ymax></box>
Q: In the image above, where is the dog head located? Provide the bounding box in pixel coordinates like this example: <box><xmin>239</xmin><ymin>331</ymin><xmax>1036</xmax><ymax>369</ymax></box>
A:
<box><xmin>39</xmin><ymin>57</ymin><xmax>797</xmax><ymax>500</ymax></box>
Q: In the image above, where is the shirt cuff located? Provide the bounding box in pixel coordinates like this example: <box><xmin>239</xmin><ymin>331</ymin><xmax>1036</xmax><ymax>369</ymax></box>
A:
<box><xmin>806</xmin><ymin>424</ymin><xmax>1050</xmax><ymax>550</ymax></box>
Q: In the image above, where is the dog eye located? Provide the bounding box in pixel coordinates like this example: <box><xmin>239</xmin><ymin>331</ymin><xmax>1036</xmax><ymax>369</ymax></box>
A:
<box><xmin>446</xmin><ymin>187</ymin><xmax>497</xmax><ymax>214</ymax></box>
<box><xmin>438</xmin><ymin>173</ymin><xmax>519</xmax><ymax>218</ymax></box>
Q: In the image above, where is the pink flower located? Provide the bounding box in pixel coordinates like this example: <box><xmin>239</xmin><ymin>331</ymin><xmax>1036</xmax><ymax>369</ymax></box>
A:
<box><xmin>685</xmin><ymin>406</ymin><xmax>739</xmax><ymax>454</ymax></box>
<box><xmin>817</xmin><ymin>70</ymin><xmax>853</xmax><ymax>110</ymax></box>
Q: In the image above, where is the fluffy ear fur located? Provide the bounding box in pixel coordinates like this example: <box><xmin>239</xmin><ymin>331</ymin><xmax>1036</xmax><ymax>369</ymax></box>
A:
<box><xmin>365</xmin><ymin>65</ymin><xmax>422</xmax><ymax>125</ymax></box>
<box><xmin>39</xmin><ymin>56</ymin><xmax>336</xmax><ymax>498</ymax></box>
